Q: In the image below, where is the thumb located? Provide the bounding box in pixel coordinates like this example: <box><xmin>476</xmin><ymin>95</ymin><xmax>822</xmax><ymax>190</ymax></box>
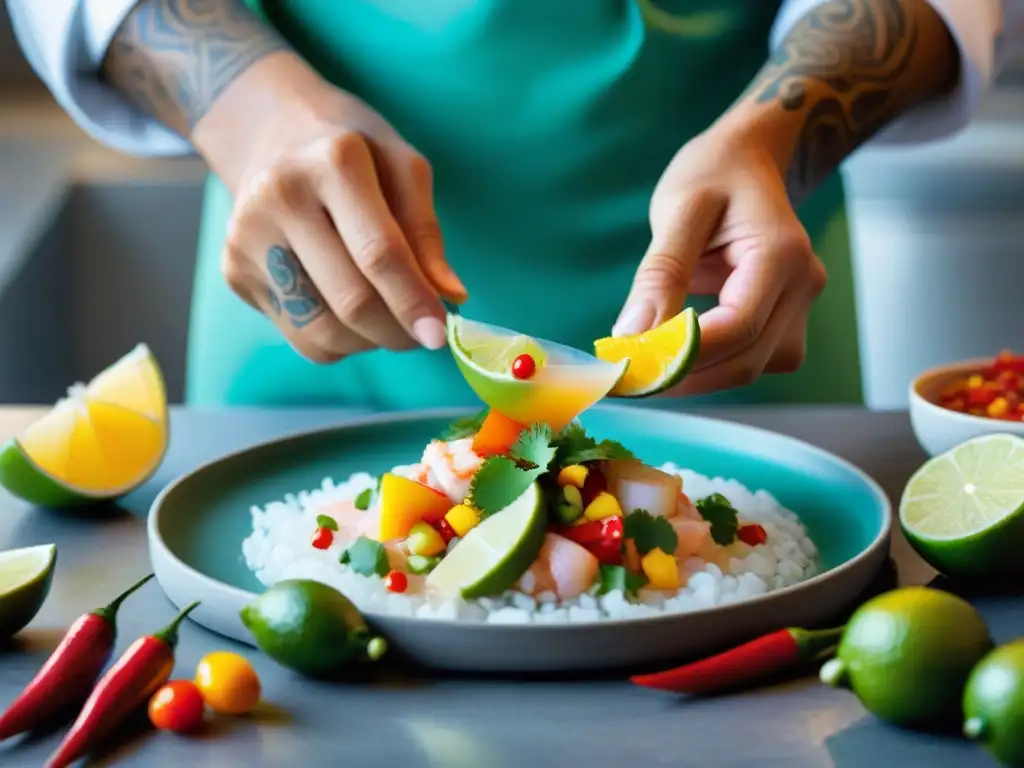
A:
<box><xmin>613</xmin><ymin>189</ymin><xmax>725</xmax><ymax>336</ymax></box>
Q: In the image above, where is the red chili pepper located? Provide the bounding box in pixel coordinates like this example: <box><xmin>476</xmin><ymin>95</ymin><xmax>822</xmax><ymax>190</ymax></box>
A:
<box><xmin>737</xmin><ymin>524</ymin><xmax>767</xmax><ymax>547</ymax></box>
<box><xmin>0</xmin><ymin>573</ymin><xmax>154</xmax><ymax>742</ymax></box>
<box><xmin>630</xmin><ymin>626</ymin><xmax>844</xmax><ymax>694</ymax></box>
<box><xmin>45</xmin><ymin>601</ymin><xmax>200</xmax><ymax>768</ymax></box>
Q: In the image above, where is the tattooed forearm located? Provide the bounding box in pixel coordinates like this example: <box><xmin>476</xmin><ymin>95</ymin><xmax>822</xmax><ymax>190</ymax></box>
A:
<box><xmin>745</xmin><ymin>0</ymin><xmax>957</xmax><ymax>202</ymax></box>
<box><xmin>101</xmin><ymin>0</ymin><xmax>288</xmax><ymax>137</ymax></box>
<box><xmin>266</xmin><ymin>246</ymin><xmax>325</xmax><ymax>328</ymax></box>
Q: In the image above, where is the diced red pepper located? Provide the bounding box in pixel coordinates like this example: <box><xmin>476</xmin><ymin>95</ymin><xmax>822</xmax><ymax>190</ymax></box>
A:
<box><xmin>737</xmin><ymin>524</ymin><xmax>767</xmax><ymax>547</ymax></box>
<box><xmin>434</xmin><ymin>518</ymin><xmax>457</xmax><ymax>544</ymax></box>
<box><xmin>556</xmin><ymin>516</ymin><xmax>623</xmax><ymax>565</ymax></box>
<box><xmin>581</xmin><ymin>467</ymin><xmax>607</xmax><ymax>506</ymax></box>
<box><xmin>311</xmin><ymin>527</ymin><xmax>333</xmax><ymax>550</ymax></box>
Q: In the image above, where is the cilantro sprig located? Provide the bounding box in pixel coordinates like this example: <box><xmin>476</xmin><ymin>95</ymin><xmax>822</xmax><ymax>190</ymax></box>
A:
<box><xmin>623</xmin><ymin>509</ymin><xmax>678</xmax><ymax>555</ymax></box>
<box><xmin>554</xmin><ymin>422</ymin><xmax>634</xmax><ymax>467</ymax></box>
<box><xmin>695</xmin><ymin>493</ymin><xmax>739</xmax><ymax>545</ymax></box>
<box><xmin>339</xmin><ymin>536</ymin><xmax>390</xmax><ymax>577</ymax></box>
<box><xmin>469</xmin><ymin>424</ymin><xmax>558</xmax><ymax>516</ymax></box>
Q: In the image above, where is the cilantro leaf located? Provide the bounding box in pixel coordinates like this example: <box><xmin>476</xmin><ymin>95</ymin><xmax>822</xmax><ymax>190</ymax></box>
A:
<box><xmin>354</xmin><ymin>488</ymin><xmax>373</xmax><ymax>511</ymax></box>
<box><xmin>510</xmin><ymin>423</ymin><xmax>558</xmax><ymax>469</ymax></box>
<box><xmin>695</xmin><ymin>493</ymin><xmax>739</xmax><ymax>545</ymax></box>
<box><xmin>623</xmin><ymin>509</ymin><xmax>678</xmax><ymax>555</ymax></box>
<box><xmin>438</xmin><ymin>409</ymin><xmax>488</xmax><ymax>441</ymax></box>
<box><xmin>341</xmin><ymin>536</ymin><xmax>390</xmax><ymax>577</ymax></box>
<box><xmin>596</xmin><ymin>564</ymin><xmax>648</xmax><ymax>597</ymax></box>
<box><xmin>469</xmin><ymin>424</ymin><xmax>557</xmax><ymax>516</ymax></box>
<box><xmin>316</xmin><ymin>514</ymin><xmax>339</xmax><ymax>531</ymax></box>
<box><xmin>554</xmin><ymin>422</ymin><xmax>634</xmax><ymax>466</ymax></box>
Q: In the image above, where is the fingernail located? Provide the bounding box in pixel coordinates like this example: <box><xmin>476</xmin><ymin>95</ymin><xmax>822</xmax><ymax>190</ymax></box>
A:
<box><xmin>413</xmin><ymin>316</ymin><xmax>448</xmax><ymax>350</ymax></box>
<box><xmin>612</xmin><ymin>302</ymin><xmax>655</xmax><ymax>337</ymax></box>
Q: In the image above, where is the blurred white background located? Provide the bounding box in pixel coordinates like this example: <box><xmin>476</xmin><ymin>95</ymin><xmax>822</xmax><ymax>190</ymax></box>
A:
<box><xmin>0</xmin><ymin>2</ymin><xmax>1022</xmax><ymax>408</ymax></box>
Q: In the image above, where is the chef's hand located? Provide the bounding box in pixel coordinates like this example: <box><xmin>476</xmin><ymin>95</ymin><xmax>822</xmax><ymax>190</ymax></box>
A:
<box><xmin>197</xmin><ymin>53</ymin><xmax>466</xmax><ymax>363</ymax></box>
<box><xmin>613</xmin><ymin>118</ymin><xmax>826</xmax><ymax>396</ymax></box>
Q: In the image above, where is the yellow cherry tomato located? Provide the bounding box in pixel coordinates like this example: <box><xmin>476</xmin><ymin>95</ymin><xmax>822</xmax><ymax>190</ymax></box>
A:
<box><xmin>195</xmin><ymin>651</ymin><xmax>262</xmax><ymax>715</ymax></box>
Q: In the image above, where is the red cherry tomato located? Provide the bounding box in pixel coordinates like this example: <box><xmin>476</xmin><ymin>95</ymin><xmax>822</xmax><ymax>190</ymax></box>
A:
<box><xmin>149</xmin><ymin>680</ymin><xmax>206</xmax><ymax>734</ymax></box>
<box><xmin>385</xmin><ymin>570</ymin><xmax>408</xmax><ymax>593</ymax></box>
<box><xmin>511</xmin><ymin>354</ymin><xmax>536</xmax><ymax>379</ymax></box>
<box><xmin>311</xmin><ymin>526</ymin><xmax>333</xmax><ymax>550</ymax></box>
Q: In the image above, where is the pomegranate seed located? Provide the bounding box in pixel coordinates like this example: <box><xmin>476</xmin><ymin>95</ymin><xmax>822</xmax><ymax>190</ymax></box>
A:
<box><xmin>384</xmin><ymin>570</ymin><xmax>408</xmax><ymax>593</ymax></box>
<box><xmin>511</xmin><ymin>353</ymin><xmax>536</xmax><ymax>380</ymax></box>
<box><xmin>311</xmin><ymin>526</ymin><xmax>333</xmax><ymax>550</ymax></box>
<box><xmin>737</xmin><ymin>524</ymin><xmax>767</xmax><ymax>547</ymax></box>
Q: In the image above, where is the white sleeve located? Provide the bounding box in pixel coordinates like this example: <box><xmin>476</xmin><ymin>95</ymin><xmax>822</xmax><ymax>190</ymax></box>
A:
<box><xmin>6</xmin><ymin>0</ymin><xmax>194</xmax><ymax>157</ymax></box>
<box><xmin>772</xmin><ymin>0</ymin><xmax>1007</xmax><ymax>145</ymax></box>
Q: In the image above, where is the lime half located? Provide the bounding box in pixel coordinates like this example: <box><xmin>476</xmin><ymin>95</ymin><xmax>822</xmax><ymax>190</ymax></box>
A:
<box><xmin>0</xmin><ymin>543</ymin><xmax>57</xmax><ymax>639</ymax></box>
<box><xmin>594</xmin><ymin>307</ymin><xmax>701</xmax><ymax>397</ymax></box>
<box><xmin>899</xmin><ymin>433</ymin><xmax>1024</xmax><ymax>578</ymax></box>
<box><xmin>426</xmin><ymin>483</ymin><xmax>546</xmax><ymax>599</ymax></box>
<box><xmin>446</xmin><ymin>314</ymin><xmax>628</xmax><ymax>431</ymax></box>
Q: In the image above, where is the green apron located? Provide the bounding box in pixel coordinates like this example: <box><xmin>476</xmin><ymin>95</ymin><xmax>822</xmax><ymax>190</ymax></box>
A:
<box><xmin>185</xmin><ymin>0</ymin><xmax>862</xmax><ymax>408</ymax></box>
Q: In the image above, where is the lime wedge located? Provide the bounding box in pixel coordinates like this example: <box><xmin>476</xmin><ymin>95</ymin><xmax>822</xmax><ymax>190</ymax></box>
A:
<box><xmin>899</xmin><ymin>434</ymin><xmax>1024</xmax><ymax>578</ymax></box>
<box><xmin>0</xmin><ymin>543</ymin><xmax>57</xmax><ymax>639</ymax></box>
<box><xmin>594</xmin><ymin>307</ymin><xmax>700</xmax><ymax>397</ymax></box>
<box><xmin>446</xmin><ymin>314</ymin><xmax>628</xmax><ymax>431</ymax></box>
<box><xmin>425</xmin><ymin>483</ymin><xmax>546</xmax><ymax>599</ymax></box>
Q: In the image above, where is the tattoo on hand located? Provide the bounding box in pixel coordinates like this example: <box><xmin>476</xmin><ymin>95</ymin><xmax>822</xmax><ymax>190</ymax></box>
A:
<box><xmin>266</xmin><ymin>246</ymin><xmax>325</xmax><ymax>328</ymax></box>
<box><xmin>102</xmin><ymin>0</ymin><xmax>287</xmax><ymax>136</ymax></box>
<box><xmin>746</xmin><ymin>0</ymin><xmax>952</xmax><ymax>202</ymax></box>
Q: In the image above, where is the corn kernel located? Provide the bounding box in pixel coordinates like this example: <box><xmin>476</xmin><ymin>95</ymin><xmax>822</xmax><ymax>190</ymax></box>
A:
<box><xmin>641</xmin><ymin>548</ymin><xmax>679</xmax><ymax>590</ymax></box>
<box><xmin>988</xmin><ymin>397</ymin><xmax>1010</xmax><ymax>418</ymax></box>
<box><xmin>557</xmin><ymin>464</ymin><xmax>589</xmax><ymax>488</ymax></box>
<box><xmin>967</xmin><ymin>375</ymin><xmax>984</xmax><ymax>389</ymax></box>
<box><xmin>583</xmin><ymin>491</ymin><xmax>623</xmax><ymax>521</ymax></box>
<box><xmin>445</xmin><ymin>504</ymin><xmax>480</xmax><ymax>537</ymax></box>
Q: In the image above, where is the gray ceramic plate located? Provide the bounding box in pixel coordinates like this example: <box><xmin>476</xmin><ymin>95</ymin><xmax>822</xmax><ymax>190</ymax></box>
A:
<box><xmin>148</xmin><ymin>406</ymin><xmax>892</xmax><ymax>672</ymax></box>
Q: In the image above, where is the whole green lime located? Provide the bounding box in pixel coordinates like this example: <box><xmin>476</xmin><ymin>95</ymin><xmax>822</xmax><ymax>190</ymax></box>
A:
<box><xmin>964</xmin><ymin>640</ymin><xmax>1024</xmax><ymax>767</ymax></box>
<box><xmin>240</xmin><ymin>579</ymin><xmax>387</xmax><ymax>678</ymax></box>
<box><xmin>819</xmin><ymin>587</ymin><xmax>993</xmax><ymax>727</ymax></box>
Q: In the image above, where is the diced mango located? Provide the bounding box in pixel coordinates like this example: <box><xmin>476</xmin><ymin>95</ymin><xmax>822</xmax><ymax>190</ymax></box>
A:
<box><xmin>377</xmin><ymin>473</ymin><xmax>452</xmax><ymax>541</ymax></box>
<box><xmin>583</xmin><ymin>491</ymin><xmax>623</xmax><ymax>521</ymax></box>
<box><xmin>557</xmin><ymin>464</ymin><xmax>589</xmax><ymax>488</ymax></box>
<box><xmin>404</xmin><ymin>521</ymin><xmax>446</xmax><ymax>557</ymax></box>
<box><xmin>641</xmin><ymin>548</ymin><xmax>680</xmax><ymax>590</ymax></box>
<box><xmin>445</xmin><ymin>503</ymin><xmax>481</xmax><ymax>537</ymax></box>
<box><xmin>472</xmin><ymin>409</ymin><xmax>527</xmax><ymax>457</ymax></box>
<box><xmin>988</xmin><ymin>397</ymin><xmax>1010</xmax><ymax>419</ymax></box>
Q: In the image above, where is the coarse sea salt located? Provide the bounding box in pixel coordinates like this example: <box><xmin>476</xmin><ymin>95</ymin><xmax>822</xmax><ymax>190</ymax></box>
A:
<box><xmin>241</xmin><ymin>465</ymin><xmax>821</xmax><ymax>624</ymax></box>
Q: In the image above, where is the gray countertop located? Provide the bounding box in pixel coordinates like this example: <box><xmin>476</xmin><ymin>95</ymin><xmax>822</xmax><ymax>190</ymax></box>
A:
<box><xmin>1</xmin><ymin>406</ymin><xmax>1019</xmax><ymax>768</ymax></box>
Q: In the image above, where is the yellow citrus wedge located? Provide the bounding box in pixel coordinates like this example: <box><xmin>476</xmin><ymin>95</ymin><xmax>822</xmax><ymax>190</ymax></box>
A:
<box><xmin>0</xmin><ymin>344</ymin><xmax>168</xmax><ymax>506</ymax></box>
<box><xmin>594</xmin><ymin>307</ymin><xmax>700</xmax><ymax>397</ymax></box>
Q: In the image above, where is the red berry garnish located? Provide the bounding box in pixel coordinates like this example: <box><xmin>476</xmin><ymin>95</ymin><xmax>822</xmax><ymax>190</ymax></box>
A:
<box><xmin>511</xmin><ymin>353</ymin><xmax>536</xmax><ymax>379</ymax></box>
<box><xmin>384</xmin><ymin>570</ymin><xmax>408</xmax><ymax>593</ymax></box>
<box><xmin>737</xmin><ymin>524</ymin><xmax>768</xmax><ymax>547</ymax></box>
<box><xmin>311</xmin><ymin>526</ymin><xmax>334</xmax><ymax>550</ymax></box>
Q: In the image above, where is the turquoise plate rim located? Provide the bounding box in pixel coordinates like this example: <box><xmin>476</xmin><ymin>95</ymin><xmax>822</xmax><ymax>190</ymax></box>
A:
<box><xmin>148</xmin><ymin>405</ymin><xmax>893</xmax><ymax>632</ymax></box>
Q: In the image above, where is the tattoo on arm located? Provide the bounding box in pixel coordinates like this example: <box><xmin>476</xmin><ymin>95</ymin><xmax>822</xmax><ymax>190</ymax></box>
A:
<box><xmin>102</xmin><ymin>0</ymin><xmax>288</xmax><ymax>137</ymax></box>
<box><xmin>266</xmin><ymin>246</ymin><xmax>325</xmax><ymax>328</ymax></box>
<box><xmin>746</xmin><ymin>0</ymin><xmax>957</xmax><ymax>201</ymax></box>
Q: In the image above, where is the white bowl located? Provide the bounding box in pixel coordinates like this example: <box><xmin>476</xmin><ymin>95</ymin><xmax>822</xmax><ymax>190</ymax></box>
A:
<box><xmin>909</xmin><ymin>358</ymin><xmax>1024</xmax><ymax>456</ymax></box>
